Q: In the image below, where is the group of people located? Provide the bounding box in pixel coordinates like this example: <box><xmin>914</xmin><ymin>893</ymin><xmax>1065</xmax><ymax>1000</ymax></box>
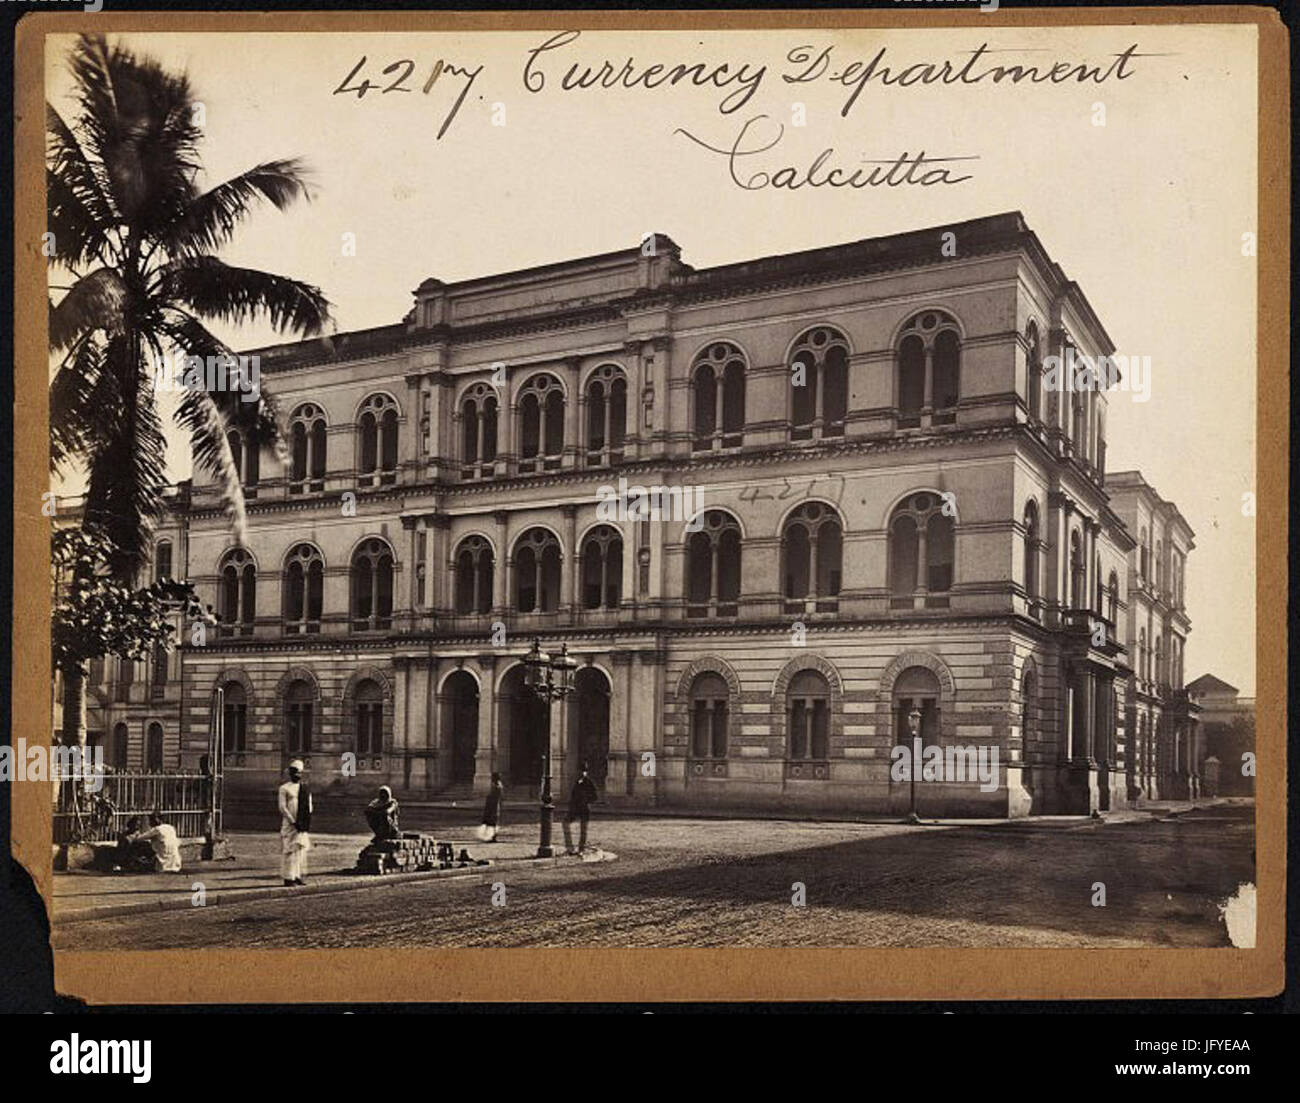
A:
<box><xmin>111</xmin><ymin>811</ymin><xmax>182</xmax><ymax>874</ymax></box>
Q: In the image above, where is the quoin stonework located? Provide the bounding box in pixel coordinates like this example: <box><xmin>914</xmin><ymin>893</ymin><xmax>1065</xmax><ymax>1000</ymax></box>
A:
<box><xmin>57</xmin><ymin>212</ymin><xmax>1207</xmax><ymax>821</ymax></box>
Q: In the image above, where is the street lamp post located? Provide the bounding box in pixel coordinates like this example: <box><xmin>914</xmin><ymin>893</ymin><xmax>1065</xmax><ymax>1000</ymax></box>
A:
<box><xmin>906</xmin><ymin>705</ymin><xmax>923</xmax><ymax>825</ymax></box>
<box><xmin>522</xmin><ymin>637</ymin><xmax>577</xmax><ymax>858</ymax></box>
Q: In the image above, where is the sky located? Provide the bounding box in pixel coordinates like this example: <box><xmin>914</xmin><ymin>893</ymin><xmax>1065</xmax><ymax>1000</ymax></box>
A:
<box><xmin>47</xmin><ymin>24</ymin><xmax>1259</xmax><ymax>693</ymax></box>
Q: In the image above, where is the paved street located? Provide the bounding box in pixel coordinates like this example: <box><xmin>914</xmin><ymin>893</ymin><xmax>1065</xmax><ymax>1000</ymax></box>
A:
<box><xmin>52</xmin><ymin>802</ymin><xmax>1254</xmax><ymax>950</ymax></box>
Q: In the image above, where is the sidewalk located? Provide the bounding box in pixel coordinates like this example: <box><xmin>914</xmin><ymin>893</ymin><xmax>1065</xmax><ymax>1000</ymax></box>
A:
<box><xmin>53</xmin><ymin>831</ymin><xmax>614</xmax><ymax>924</ymax></box>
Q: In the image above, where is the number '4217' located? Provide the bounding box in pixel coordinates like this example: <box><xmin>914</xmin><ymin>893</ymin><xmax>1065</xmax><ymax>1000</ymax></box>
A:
<box><xmin>332</xmin><ymin>55</ymin><xmax>483</xmax><ymax>140</ymax></box>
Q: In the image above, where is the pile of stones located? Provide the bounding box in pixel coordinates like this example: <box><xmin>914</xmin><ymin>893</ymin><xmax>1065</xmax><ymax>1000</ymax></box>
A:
<box><xmin>356</xmin><ymin>832</ymin><xmax>487</xmax><ymax>875</ymax></box>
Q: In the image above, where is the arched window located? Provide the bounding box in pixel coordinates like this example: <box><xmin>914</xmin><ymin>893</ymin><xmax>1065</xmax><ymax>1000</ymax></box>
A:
<box><xmin>514</xmin><ymin>528</ymin><xmax>562</xmax><ymax>613</ymax></box>
<box><xmin>689</xmin><ymin>672</ymin><xmax>729</xmax><ymax>758</ymax></box>
<box><xmin>284</xmin><ymin>681</ymin><xmax>313</xmax><ymax>754</ymax></box>
<box><xmin>154</xmin><ymin>540</ymin><xmax>172</xmax><ymax>582</ymax></box>
<box><xmin>781</xmin><ymin>502</ymin><xmax>842</xmax><ymax>613</ymax></box>
<box><xmin>146</xmin><ymin>722</ymin><xmax>164</xmax><ymax>771</ymax></box>
<box><xmin>1155</xmin><ymin>539</ymin><xmax>1164</xmax><ymax>594</ymax></box>
<box><xmin>111</xmin><ymin>722</ymin><xmax>129</xmax><ymax>769</ymax></box>
<box><xmin>581</xmin><ymin>525</ymin><xmax>623</xmax><ymax>610</ymax></box>
<box><xmin>351</xmin><ymin>538</ymin><xmax>394</xmax><ymax>631</ymax></box>
<box><xmin>1021</xmin><ymin>669</ymin><xmax>1038</xmax><ymax>756</ymax></box>
<box><xmin>685</xmin><ymin>510</ymin><xmax>742</xmax><ymax>618</ymax></box>
<box><xmin>225</xmin><ymin>428</ymin><xmax>260</xmax><ymax>497</ymax></box>
<box><xmin>789</xmin><ymin>327</ymin><xmax>849</xmax><ymax>440</ymax></box>
<box><xmin>893</xmin><ymin>666</ymin><xmax>941</xmax><ymax>745</ymax></box>
<box><xmin>459</xmin><ymin>383</ymin><xmax>499</xmax><ymax>480</ymax></box>
<box><xmin>354</xmin><ymin>678</ymin><xmax>383</xmax><ymax>756</ymax></box>
<box><xmin>888</xmin><ymin>493</ymin><xmax>955</xmax><ymax>609</ymax></box>
<box><xmin>1139</xmin><ymin>528</ymin><xmax>1149</xmax><ymax>579</ymax></box>
<box><xmin>1023</xmin><ymin>500</ymin><xmax>1040</xmax><ymax>608</ymax></box>
<box><xmin>518</xmin><ymin>373</ymin><xmax>565</xmax><ymax>473</ymax></box>
<box><xmin>1107</xmin><ymin>569</ymin><xmax>1119</xmax><ymax>624</ymax></box>
<box><xmin>357</xmin><ymin>393</ymin><xmax>399</xmax><ymax>488</ymax></box>
<box><xmin>218</xmin><ymin>549</ymin><xmax>256</xmax><ymax>637</ymax></box>
<box><xmin>289</xmin><ymin>403</ymin><xmax>327</xmax><ymax>494</ymax></box>
<box><xmin>1026</xmin><ymin>323</ymin><xmax>1042</xmax><ymax>423</ymax></box>
<box><xmin>691</xmin><ymin>343</ymin><xmax>745</xmax><ymax>451</ymax></box>
<box><xmin>1067</xmin><ymin>344</ymin><xmax>1084</xmax><ymax>452</ymax></box>
<box><xmin>897</xmin><ymin>311</ymin><xmax>960</xmax><ymax>428</ymax></box>
<box><xmin>221</xmin><ymin>681</ymin><xmax>247</xmax><ymax>754</ymax></box>
<box><xmin>788</xmin><ymin>670</ymin><xmax>830</xmax><ymax>759</ymax></box>
<box><xmin>1094</xmin><ymin>554</ymin><xmax>1105</xmax><ymax>614</ymax></box>
<box><xmin>585</xmin><ymin>365</ymin><xmax>628</xmax><ymax>467</ymax></box>
<box><xmin>283</xmin><ymin>543</ymin><xmax>324</xmax><ymax>635</ymax></box>
<box><xmin>453</xmin><ymin>536</ymin><xmax>495</xmax><ymax>615</ymax></box>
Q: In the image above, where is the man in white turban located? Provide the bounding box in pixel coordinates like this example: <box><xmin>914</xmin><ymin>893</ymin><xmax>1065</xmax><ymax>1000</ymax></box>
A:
<box><xmin>277</xmin><ymin>759</ymin><xmax>312</xmax><ymax>885</ymax></box>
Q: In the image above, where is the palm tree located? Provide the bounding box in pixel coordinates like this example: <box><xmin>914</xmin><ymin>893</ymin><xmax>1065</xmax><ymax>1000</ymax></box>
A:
<box><xmin>48</xmin><ymin>33</ymin><xmax>331</xmax><ymax>750</ymax></box>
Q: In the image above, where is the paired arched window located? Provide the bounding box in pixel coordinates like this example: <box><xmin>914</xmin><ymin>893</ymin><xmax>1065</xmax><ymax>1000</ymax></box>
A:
<box><xmin>689</xmin><ymin>672</ymin><xmax>729</xmax><ymax>758</ymax></box>
<box><xmin>226</xmin><ymin>428</ymin><xmax>260</xmax><ymax>495</ymax></box>
<box><xmin>897</xmin><ymin>311</ymin><xmax>960</xmax><ymax>428</ymax></box>
<box><xmin>514</xmin><ymin>528</ymin><xmax>562</xmax><ymax>613</ymax></box>
<box><xmin>221</xmin><ymin>681</ymin><xmax>247</xmax><ymax>753</ymax></box>
<box><xmin>893</xmin><ymin>666</ymin><xmax>941</xmax><ymax>745</ymax></box>
<box><xmin>789</xmin><ymin>327</ymin><xmax>849</xmax><ymax>440</ymax></box>
<box><xmin>686</xmin><ymin>510</ymin><xmax>742</xmax><ymax>618</ymax></box>
<box><xmin>354</xmin><ymin>678</ymin><xmax>383</xmax><ymax>756</ymax></box>
<box><xmin>460</xmin><ymin>383</ymin><xmax>499</xmax><ymax>480</ymax></box>
<box><xmin>889</xmin><ymin>493</ymin><xmax>955</xmax><ymax>608</ymax></box>
<box><xmin>585</xmin><ymin>365</ymin><xmax>627</xmax><ymax>467</ymax></box>
<box><xmin>357</xmin><ymin>393</ymin><xmax>399</xmax><ymax>488</ymax></box>
<box><xmin>284</xmin><ymin>543</ymin><xmax>324</xmax><ymax>635</ymax></box>
<box><xmin>289</xmin><ymin>403</ymin><xmax>327</xmax><ymax>493</ymax></box>
<box><xmin>218</xmin><ymin>549</ymin><xmax>256</xmax><ymax>637</ymax></box>
<box><xmin>1026</xmin><ymin>322</ymin><xmax>1043</xmax><ymax>423</ymax></box>
<box><xmin>284</xmin><ymin>681</ymin><xmax>313</xmax><ymax>754</ymax></box>
<box><xmin>581</xmin><ymin>525</ymin><xmax>623</xmax><ymax>610</ymax></box>
<box><xmin>781</xmin><ymin>502</ymin><xmax>842</xmax><ymax>613</ymax></box>
<box><xmin>691</xmin><ymin>343</ymin><xmax>745</xmax><ymax>451</ymax></box>
<box><xmin>146</xmin><ymin>722</ymin><xmax>164</xmax><ymax>771</ymax></box>
<box><xmin>788</xmin><ymin>670</ymin><xmax>830</xmax><ymax>759</ymax></box>
<box><xmin>453</xmin><ymin>536</ymin><xmax>495</xmax><ymax>615</ymax></box>
<box><xmin>518</xmin><ymin>373</ymin><xmax>565</xmax><ymax>473</ymax></box>
<box><xmin>350</xmin><ymin>538</ymin><xmax>394</xmax><ymax>631</ymax></box>
<box><xmin>1023</xmin><ymin>500</ymin><xmax>1041</xmax><ymax>609</ymax></box>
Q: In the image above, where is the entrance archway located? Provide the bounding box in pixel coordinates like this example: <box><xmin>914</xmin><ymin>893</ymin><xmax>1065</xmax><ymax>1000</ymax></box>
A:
<box><xmin>569</xmin><ymin>666</ymin><xmax>611</xmax><ymax>789</ymax></box>
<box><xmin>442</xmin><ymin>671</ymin><xmax>480</xmax><ymax>786</ymax></box>
<box><xmin>498</xmin><ymin>664</ymin><xmax>549</xmax><ymax>790</ymax></box>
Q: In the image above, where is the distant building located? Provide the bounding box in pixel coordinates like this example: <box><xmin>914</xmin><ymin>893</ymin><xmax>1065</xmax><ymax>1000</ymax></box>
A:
<box><xmin>1186</xmin><ymin>674</ymin><xmax>1255</xmax><ymax>796</ymax></box>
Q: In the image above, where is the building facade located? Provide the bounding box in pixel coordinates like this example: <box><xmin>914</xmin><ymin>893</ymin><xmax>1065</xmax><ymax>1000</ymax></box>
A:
<box><xmin>66</xmin><ymin>212</ymin><xmax>1202</xmax><ymax>820</ymax></box>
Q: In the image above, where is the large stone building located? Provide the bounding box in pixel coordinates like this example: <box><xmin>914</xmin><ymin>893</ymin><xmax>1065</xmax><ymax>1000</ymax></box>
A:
<box><xmin>65</xmin><ymin>212</ymin><xmax>1203</xmax><ymax>820</ymax></box>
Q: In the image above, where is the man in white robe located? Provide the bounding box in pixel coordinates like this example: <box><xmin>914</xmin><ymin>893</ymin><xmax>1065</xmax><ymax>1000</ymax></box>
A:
<box><xmin>131</xmin><ymin>812</ymin><xmax>183</xmax><ymax>873</ymax></box>
<box><xmin>277</xmin><ymin>759</ymin><xmax>312</xmax><ymax>885</ymax></box>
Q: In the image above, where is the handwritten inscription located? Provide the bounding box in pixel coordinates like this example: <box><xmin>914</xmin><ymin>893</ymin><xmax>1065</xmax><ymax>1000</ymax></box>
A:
<box><xmin>333</xmin><ymin>55</ymin><xmax>483</xmax><ymax>140</ymax></box>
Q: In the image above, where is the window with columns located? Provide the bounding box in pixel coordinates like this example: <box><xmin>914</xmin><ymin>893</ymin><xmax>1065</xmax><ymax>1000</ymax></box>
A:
<box><xmin>584</xmin><ymin>365</ymin><xmax>627</xmax><ymax>467</ymax></box>
<box><xmin>691</xmin><ymin>343</ymin><xmax>745</xmax><ymax>451</ymax></box>
<box><xmin>357</xmin><ymin>393</ymin><xmax>399</xmax><ymax>488</ymax></box>
<box><xmin>888</xmin><ymin>493</ymin><xmax>955</xmax><ymax>609</ymax></box>
<box><xmin>514</xmin><ymin>527</ymin><xmax>562</xmax><ymax>613</ymax></box>
<box><xmin>686</xmin><ymin>510</ymin><xmax>742</xmax><ymax>618</ymax></box>
<box><xmin>781</xmin><ymin>502</ymin><xmax>842</xmax><ymax>613</ymax></box>
<box><xmin>459</xmin><ymin>382</ymin><xmax>499</xmax><ymax>480</ymax></box>
<box><xmin>225</xmin><ymin>428</ymin><xmax>260</xmax><ymax>498</ymax></box>
<box><xmin>789</xmin><ymin>327</ymin><xmax>849</xmax><ymax>441</ymax></box>
<box><xmin>350</xmin><ymin>538</ymin><xmax>394</xmax><ymax>631</ymax></box>
<box><xmin>289</xmin><ymin>403</ymin><xmax>327</xmax><ymax>494</ymax></box>
<box><xmin>354</xmin><ymin>679</ymin><xmax>383</xmax><ymax>756</ymax></box>
<box><xmin>218</xmin><ymin>548</ymin><xmax>256</xmax><ymax>637</ymax></box>
<box><xmin>787</xmin><ymin>670</ymin><xmax>830</xmax><ymax>760</ymax></box>
<box><xmin>897</xmin><ymin>311</ymin><xmax>960</xmax><ymax>428</ymax></box>
<box><xmin>518</xmin><ymin>373</ymin><xmax>565</xmax><ymax>473</ymax></box>
<box><xmin>1026</xmin><ymin>322</ymin><xmax>1043</xmax><ymax>423</ymax></box>
<box><xmin>221</xmin><ymin>681</ymin><xmax>247</xmax><ymax>753</ymax></box>
<box><xmin>581</xmin><ymin>525</ymin><xmax>623</xmax><ymax>610</ymax></box>
<box><xmin>689</xmin><ymin>672</ymin><xmax>729</xmax><ymax>758</ymax></box>
<box><xmin>283</xmin><ymin>543</ymin><xmax>324</xmax><ymax>635</ymax></box>
<box><xmin>453</xmin><ymin>535</ymin><xmax>495</xmax><ymax>615</ymax></box>
<box><xmin>1023</xmin><ymin>500</ymin><xmax>1040</xmax><ymax>608</ymax></box>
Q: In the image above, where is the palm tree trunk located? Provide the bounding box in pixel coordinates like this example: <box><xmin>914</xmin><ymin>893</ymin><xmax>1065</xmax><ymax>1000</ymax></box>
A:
<box><xmin>60</xmin><ymin>661</ymin><xmax>87</xmax><ymax>750</ymax></box>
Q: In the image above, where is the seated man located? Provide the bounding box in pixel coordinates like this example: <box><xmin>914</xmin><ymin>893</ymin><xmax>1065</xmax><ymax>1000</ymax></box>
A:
<box><xmin>364</xmin><ymin>786</ymin><xmax>400</xmax><ymax>843</ymax></box>
<box><xmin>112</xmin><ymin>816</ymin><xmax>156</xmax><ymax>873</ymax></box>
<box><xmin>130</xmin><ymin>811</ymin><xmax>183</xmax><ymax>873</ymax></box>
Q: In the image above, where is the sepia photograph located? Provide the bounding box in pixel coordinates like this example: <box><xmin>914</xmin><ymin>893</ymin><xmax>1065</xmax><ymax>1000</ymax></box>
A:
<box><xmin>8</xmin><ymin>6</ymin><xmax>1285</xmax><ymax>1009</ymax></box>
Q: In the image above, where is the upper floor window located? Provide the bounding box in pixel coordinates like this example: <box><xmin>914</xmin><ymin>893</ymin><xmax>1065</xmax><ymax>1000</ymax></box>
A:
<box><xmin>581</xmin><ymin>525</ymin><xmax>623</xmax><ymax>610</ymax></box>
<box><xmin>226</xmin><ymin>428</ymin><xmax>260</xmax><ymax>497</ymax></box>
<box><xmin>514</xmin><ymin>528</ymin><xmax>562</xmax><ymax>613</ymax></box>
<box><xmin>788</xmin><ymin>670</ymin><xmax>830</xmax><ymax>760</ymax></box>
<box><xmin>290</xmin><ymin>403</ymin><xmax>327</xmax><ymax>494</ymax></box>
<box><xmin>218</xmin><ymin>548</ymin><xmax>256</xmax><ymax>637</ymax></box>
<box><xmin>691</xmin><ymin>343</ymin><xmax>745</xmax><ymax>452</ymax></box>
<box><xmin>686</xmin><ymin>510</ymin><xmax>742</xmax><ymax>619</ymax></box>
<box><xmin>782</xmin><ymin>502</ymin><xmax>842</xmax><ymax>613</ymax></box>
<box><xmin>1107</xmin><ymin>569</ymin><xmax>1120</xmax><ymax>624</ymax></box>
<box><xmin>689</xmin><ymin>672</ymin><xmax>729</xmax><ymax>758</ymax></box>
<box><xmin>154</xmin><ymin>540</ymin><xmax>172</xmax><ymax>582</ymax></box>
<box><xmin>284</xmin><ymin>543</ymin><xmax>324</xmax><ymax>635</ymax></box>
<box><xmin>357</xmin><ymin>393</ymin><xmax>399</xmax><ymax>488</ymax></box>
<box><xmin>789</xmin><ymin>327</ymin><xmax>849</xmax><ymax>441</ymax></box>
<box><xmin>897</xmin><ymin>312</ymin><xmax>960</xmax><ymax>428</ymax></box>
<box><xmin>453</xmin><ymin>535</ymin><xmax>494</xmax><ymax>615</ymax></box>
<box><xmin>1139</xmin><ymin>528</ymin><xmax>1149</xmax><ymax>579</ymax></box>
<box><xmin>1155</xmin><ymin>539</ymin><xmax>1165</xmax><ymax>595</ymax></box>
<box><xmin>585</xmin><ymin>365</ymin><xmax>628</xmax><ymax>467</ymax></box>
<box><xmin>1067</xmin><ymin>346</ymin><xmax>1084</xmax><ymax>451</ymax></box>
<box><xmin>459</xmin><ymin>383</ymin><xmax>499</xmax><ymax>480</ymax></box>
<box><xmin>1138</xmin><ymin>627</ymin><xmax>1148</xmax><ymax>683</ymax></box>
<box><xmin>1023</xmin><ymin>500</ymin><xmax>1040</xmax><ymax>607</ymax></box>
<box><xmin>1094</xmin><ymin>554</ymin><xmax>1105</xmax><ymax>614</ymax></box>
<box><xmin>350</xmin><ymin>538</ymin><xmax>394</xmax><ymax>632</ymax></box>
<box><xmin>518</xmin><ymin>373</ymin><xmax>564</xmax><ymax>474</ymax></box>
<box><xmin>1095</xmin><ymin>411</ymin><xmax>1106</xmax><ymax>481</ymax></box>
<box><xmin>355</xmin><ymin>678</ymin><xmax>383</xmax><ymax>756</ymax></box>
<box><xmin>1026</xmin><ymin>322</ymin><xmax>1043</xmax><ymax>423</ymax></box>
<box><xmin>889</xmin><ymin>493</ymin><xmax>954</xmax><ymax>609</ymax></box>
<box><xmin>1069</xmin><ymin>531</ymin><xmax>1085</xmax><ymax>609</ymax></box>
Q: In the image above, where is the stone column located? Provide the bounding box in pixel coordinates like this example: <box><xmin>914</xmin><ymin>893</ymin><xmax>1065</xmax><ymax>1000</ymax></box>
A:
<box><xmin>561</xmin><ymin>504</ymin><xmax>577</xmax><ymax>616</ymax></box>
<box><xmin>493</xmin><ymin>510</ymin><xmax>509</xmax><ymax>613</ymax></box>
<box><xmin>608</xmin><ymin>651</ymin><xmax>633</xmax><ymax>798</ymax></box>
<box><xmin>474</xmin><ymin>655</ymin><xmax>497</xmax><ymax>794</ymax></box>
<box><xmin>563</xmin><ymin>356</ymin><xmax>581</xmax><ymax>469</ymax></box>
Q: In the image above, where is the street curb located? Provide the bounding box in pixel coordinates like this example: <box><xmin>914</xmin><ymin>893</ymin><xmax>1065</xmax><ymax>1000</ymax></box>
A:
<box><xmin>54</xmin><ymin>851</ymin><xmax>617</xmax><ymax>924</ymax></box>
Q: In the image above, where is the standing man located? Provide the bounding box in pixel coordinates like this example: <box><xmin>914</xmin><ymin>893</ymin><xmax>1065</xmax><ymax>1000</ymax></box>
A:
<box><xmin>277</xmin><ymin>759</ymin><xmax>312</xmax><ymax>886</ymax></box>
<box><xmin>562</xmin><ymin>761</ymin><xmax>598</xmax><ymax>855</ymax></box>
<box><xmin>479</xmin><ymin>772</ymin><xmax>504</xmax><ymax>842</ymax></box>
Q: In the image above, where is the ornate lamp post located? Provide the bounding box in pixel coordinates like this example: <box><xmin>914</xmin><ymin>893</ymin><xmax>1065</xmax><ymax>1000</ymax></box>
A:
<box><xmin>522</xmin><ymin>637</ymin><xmax>577</xmax><ymax>857</ymax></box>
<box><xmin>906</xmin><ymin>705</ymin><xmax>923</xmax><ymax>825</ymax></box>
